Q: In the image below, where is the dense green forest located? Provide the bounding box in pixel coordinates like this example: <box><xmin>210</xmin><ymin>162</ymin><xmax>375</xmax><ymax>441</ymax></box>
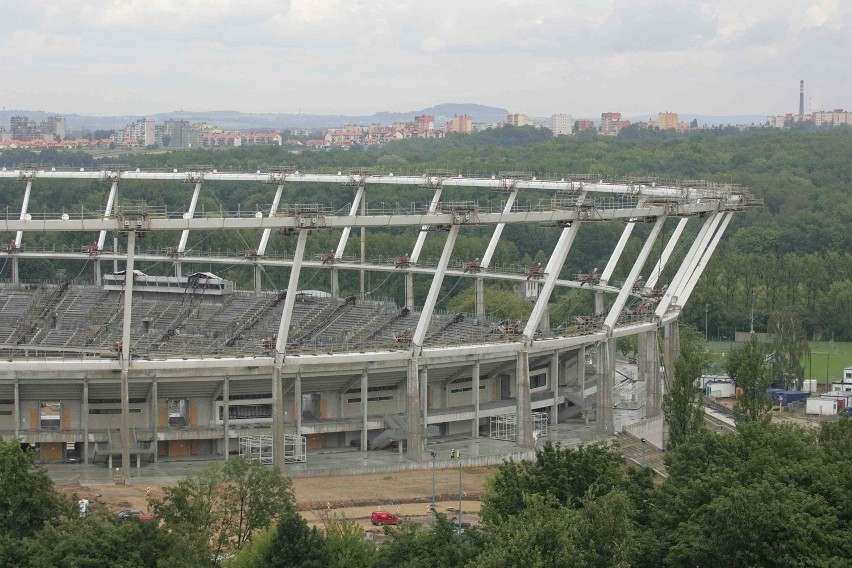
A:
<box><xmin>0</xmin><ymin>126</ymin><xmax>850</xmax><ymax>339</ymax></box>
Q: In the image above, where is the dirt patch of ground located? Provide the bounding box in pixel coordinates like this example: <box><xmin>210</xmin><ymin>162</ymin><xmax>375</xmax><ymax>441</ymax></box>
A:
<box><xmin>58</xmin><ymin>466</ymin><xmax>496</xmax><ymax>522</ymax></box>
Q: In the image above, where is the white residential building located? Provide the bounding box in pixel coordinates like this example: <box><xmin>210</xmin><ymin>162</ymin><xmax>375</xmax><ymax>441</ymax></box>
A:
<box><xmin>549</xmin><ymin>114</ymin><xmax>573</xmax><ymax>136</ymax></box>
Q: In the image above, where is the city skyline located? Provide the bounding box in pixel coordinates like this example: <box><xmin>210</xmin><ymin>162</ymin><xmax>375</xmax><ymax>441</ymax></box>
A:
<box><xmin>1</xmin><ymin>1</ymin><xmax>849</xmax><ymax>117</ymax></box>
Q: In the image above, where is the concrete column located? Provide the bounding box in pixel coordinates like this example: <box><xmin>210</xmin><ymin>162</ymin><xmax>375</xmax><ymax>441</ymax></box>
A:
<box><xmin>254</xmin><ymin>266</ymin><xmax>262</xmax><ymax>293</ymax></box>
<box><xmin>406</xmin><ymin>357</ymin><xmax>423</xmax><ymax>461</ymax></box>
<box><xmin>82</xmin><ymin>380</ymin><xmax>89</xmax><ymax>464</ymax></box>
<box><xmin>516</xmin><ymin>350</ymin><xmax>534</xmax><ymax>447</ymax></box>
<box><xmin>272</xmin><ymin>365</ymin><xmax>286</xmax><ymax>470</ymax></box>
<box><xmin>550</xmin><ymin>351</ymin><xmax>560</xmax><ymax>426</ymax></box>
<box><xmin>331</xmin><ymin>269</ymin><xmax>339</xmax><ymax>299</ymax></box>
<box><xmin>596</xmin><ymin>340</ymin><xmax>615</xmax><ymax>434</ymax></box>
<box><xmin>663</xmin><ymin>321</ymin><xmax>681</xmax><ymax>391</ymax></box>
<box><xmin>472</xmin><ymin>361</ymin><xmax>480</xmax><ymax>438</ymax></box>
<box><xmin>420</xmin><ymin>367</ymin><xmax>428</xmax><ymax>444</ymax></box>
<box><xmin>222</xmin><ymin>375</ymin><xmax>230</xmax><ymax>461</ymax></box>
<box><xmin>294</xmin><ymin>372</ymin><xmax>302</xmax><ymax>438</ymax></box>
<box><xmin>639</xmin><ymin>330</ymin><xmax>661</xmax><ymax>417</ymax></box>
<box><xmin>94</xmin><ymin>262</ymin><xmax>102</xmax><ymax>287</ymax></box>
<box><xmin>360</xmin><ymin>369</ymin><xmax>368</xmax><ymax>452</ymax></box>
<box><xmin>150</xmin><ymin>378</ymin><xmax>158</xmax><ymax>463</ymax></box>
<box><xmin>540</xmin><ymin>302</ymin><xmax>550</xmax><ymax>332</ymax></box>
<box><xmin>594</xmin><ymin>292</ymin><xmax>604</xmax><ymax>315</ymax></box>
<box><xmin>13</xmin><ymin>380</ymin><xmax>19</xmax><ymax>437</ymax></box>
<box><xmin>405</xmin><ymin>273</ymin><xmax>414</xmax><ymax>310</ymax></box>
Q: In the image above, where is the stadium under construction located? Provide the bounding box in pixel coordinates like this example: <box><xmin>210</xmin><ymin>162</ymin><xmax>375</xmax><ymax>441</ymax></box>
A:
<box><xmin>0</xmin><ymin>167</ymin><xmax>759</xmax><ymax>477</ymax></box>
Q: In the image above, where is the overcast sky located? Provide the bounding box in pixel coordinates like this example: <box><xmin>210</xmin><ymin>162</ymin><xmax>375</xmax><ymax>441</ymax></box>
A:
<box><xmin>0</xmin><ymin>0</ymin><xmax>849</xmax><ymax>118</ymax></box>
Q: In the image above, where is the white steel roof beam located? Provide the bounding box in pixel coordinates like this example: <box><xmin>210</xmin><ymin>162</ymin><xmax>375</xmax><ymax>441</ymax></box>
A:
<box><xmin>96</xmin><ymin>181</ymin><xmax>118</xmax><ymax>251</ymax></box>
<box><xmin>177</xmin><ymin>182</ymin><xmax>202</xmax><ymax>254</ymax></box>
<box><xmin>521</xmin><ymin>224</ymin><xmax>581</xmax><ymax>342</ymax></box>
<box><xmin>599</xmin><ymin>217</ymin><xmax>637</xmax><ymax>286</ymax></box>
<box><xmin>654</xmin><ymin>212</ymin><xmax>721</xmax><ymax>318</ymax></box>
<box><xmin>410</xmin><ymin>187</ymin><xmax>444</xmax><ymax>263</ymax></box>
<box><xmin>0</xmin><ymin>203</ymin><xmax>723</xmax><ymax>233</ymax></box>
<box><xmin>675</xmin><ymin>212</ymin><xmax>733</xmax><ymax>309</ymax></box>
<box><xmin>257</xmin><ymin>183</ymin><xmax>284</xmax><ymax>256</ymax></box>
<box><xmin>274</xmin><ymin>229</ymin><xmax>309</xmax><ymax>360</ymax></box>
<box><xmin>668</xmin><ymin>212</ymin><xmax>724</xmax><ymax>305</ymax></box>
<box><xmin>603</xmin><ymin>216</ymin><xmax>665</xmax><ymax>331</ymax></box>
<box><xmin>0</xmin><ymin>170</ymin><xmax>745</xmax><ymax>203</ymax></box>
<box><xmin>645</xmin><ymin>217</ymin><xmax>688</xmax><ymax>289</ymax></box>
<box><xmin>411</xmin><ymin>225</ymin><xmax>459</xmax><ymax>350</ymax></box>
<box><xmin>334</xmin><ymin>184</ymin><xmax>365</xmax><ymax>259</ymax></box>
<box><xmin>14</xmin><ymin>180</ymin><xmax>32</xmax><ymax>248</ymax></box>
<box><xmin>480</xmin><ymin>188</ymin><xmax>518</xmax><ymax>269</ymax></box>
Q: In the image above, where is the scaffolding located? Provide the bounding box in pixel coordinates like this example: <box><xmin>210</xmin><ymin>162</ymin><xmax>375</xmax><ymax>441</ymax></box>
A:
<box><xmin>283</xmin><ymin>434</ymin><xmax>307</xmax><ymax>463</ymax></box>
<box><xmin>489</xmin><ymin>411</ymin><xmax>549</xmax><ymax>442</ymax></box>
<box><xmin>239</xmin><ymin>434</ymin><xmax>307</xmax><ymax>465</ymax></box>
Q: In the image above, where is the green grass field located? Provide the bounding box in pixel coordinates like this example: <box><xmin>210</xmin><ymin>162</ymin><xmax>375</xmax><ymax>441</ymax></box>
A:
<box><xmin>705</xmin><ymin>340</ymin><xmax>852</xmax><ymax>386</ymax></box>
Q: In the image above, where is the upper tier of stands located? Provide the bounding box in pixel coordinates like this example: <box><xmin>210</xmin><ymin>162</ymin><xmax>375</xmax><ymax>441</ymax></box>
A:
<box><xmin>0</xmin><ymin>283</ymin><xmax>534</xmax><ymax>358</ymax></box>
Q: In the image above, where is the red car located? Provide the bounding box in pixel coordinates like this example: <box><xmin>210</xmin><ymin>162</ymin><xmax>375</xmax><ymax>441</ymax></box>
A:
<box><xmin>371</xmin><ymin>511</ymin><xmax>401</xmax><ymax>526</ymax></box>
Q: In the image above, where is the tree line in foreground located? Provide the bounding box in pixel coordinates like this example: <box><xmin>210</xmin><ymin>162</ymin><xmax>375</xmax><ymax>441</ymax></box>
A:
<box><xmin>2</xmin><ymin>418</ymin><xmax>850</xmax><ymax>567</ymax></box>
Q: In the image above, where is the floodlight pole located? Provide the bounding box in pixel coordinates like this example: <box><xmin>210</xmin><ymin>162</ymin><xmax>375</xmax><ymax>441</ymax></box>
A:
<box><xmin>451</xmin><ymin>448</ymin><xmax>462</xmax><ymax>532</ymax></box>
<box><xmin>430</xmin><ymin>450</ymin><xmax>437</xmax><ymax>520</ymax></box>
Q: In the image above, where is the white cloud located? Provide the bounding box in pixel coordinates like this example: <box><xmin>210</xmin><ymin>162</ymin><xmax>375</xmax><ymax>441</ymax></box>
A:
<box><xmin>0</xmin><ymin>0</ymin><xmax>849</xmax><ymax>116</ymax></box>
<box><xmin>4</xmin><ymin>30</ymin><xmax>85</xmax><ymax>58</ymax></box>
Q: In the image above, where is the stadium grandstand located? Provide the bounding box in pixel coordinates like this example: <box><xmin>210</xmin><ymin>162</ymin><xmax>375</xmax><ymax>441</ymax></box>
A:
<box><xmin>0</xmin><ymin>166</ymin><xmax>758</xmax><ymax>475</ymax></box>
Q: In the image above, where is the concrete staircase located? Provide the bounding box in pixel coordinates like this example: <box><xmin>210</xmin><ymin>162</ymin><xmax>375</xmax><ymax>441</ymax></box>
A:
<box><xmin>370</xmin><ymin>413</ymin><xmax>439</xmax><ymax>450</ymax></box>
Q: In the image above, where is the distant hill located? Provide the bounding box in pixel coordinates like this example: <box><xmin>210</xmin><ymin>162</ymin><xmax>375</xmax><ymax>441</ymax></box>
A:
<box><xmin>0</xmin><ymin>103</ymin><xmax>510</xmax><ymax>133</ymax></box>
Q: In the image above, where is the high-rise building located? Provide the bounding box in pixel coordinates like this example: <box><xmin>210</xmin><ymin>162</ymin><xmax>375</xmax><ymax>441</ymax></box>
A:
<box><xmin>507</xmin><ymin>113</ymin><xmax>531</xmax><ymax>127</ymax></box>
<box><xmin>41</xmin><ymin>116</ymin><xmax>67</xmax><ymax>140</ymax></box>
<box><xmin>599</xmin><ymin>112</ymin><xmax>629</xmax><ymax>136</ymax></box>
<box><xmin>445</xmin><ymin>115</ymin><xmax>473</xmax><ymax>134</ymax></box>
<box><xmin>414</xmin><ymin>115</ymin><xmax>434</xmax><ymax>134</ymax></box>
<box><xmin>656</xmin><ymin>112</ymin><xmax>679</xmax><ymax>130</ymax></box>
<box><xmin>549</xmin><ymin>114</ymin><xmax>573</xmax><ymax>136</ymax></box>
<box><xmin>10</xmin><ymin>116</ymin><xmax>41</xmax><ymax>141</ymax></box>
<box><xmin>113</xmin><ymin>118</ymin><xmax>158</xmax><ymax>145</ymax></box>
<box><xmin>812</xmin><ymin>109</ymin><xmax>852</xmax><ymax>127</ymax></box>
<box><xmin>163</xmin><ymin>120</ymin><xmax>202</xmax><ymax>148</ymax></box>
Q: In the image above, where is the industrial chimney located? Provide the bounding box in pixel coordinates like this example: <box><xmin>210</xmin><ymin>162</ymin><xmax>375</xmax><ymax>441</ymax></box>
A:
<box><xmin>799</xmin><ymin>80</ymin><xmax>804</xmax><ymax>121</ymax></box>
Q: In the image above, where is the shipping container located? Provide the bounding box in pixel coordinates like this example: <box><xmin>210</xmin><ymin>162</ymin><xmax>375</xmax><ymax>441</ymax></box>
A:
<box><xmin>806</xmin><ymin>398</ymin><xmax>839</xmax><ymax>416</ymax></box>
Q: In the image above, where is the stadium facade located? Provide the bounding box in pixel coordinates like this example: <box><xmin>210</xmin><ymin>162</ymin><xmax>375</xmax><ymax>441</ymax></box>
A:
<box><xmin>0</xmin><ymin>167</ymin><xmax>758</xmax><ymax>475</ymax></box>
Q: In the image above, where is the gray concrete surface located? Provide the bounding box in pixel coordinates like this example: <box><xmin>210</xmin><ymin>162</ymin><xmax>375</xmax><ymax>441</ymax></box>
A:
<box><xmin>46</xmin><ymin>419</ymin><xmax>613</xmax><ymax>486</ymax></box>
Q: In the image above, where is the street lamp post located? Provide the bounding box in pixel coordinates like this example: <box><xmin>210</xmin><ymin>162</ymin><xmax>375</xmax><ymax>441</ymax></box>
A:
<box><xmin>451</xmin><ymin>448</ymin><xmax>462</xmax><ymax>532</ymax></box>
<box><xmin>430</xmin><ymin>450</ymin><xmax>437</xmax><ymax>521</ymax></box>
<box><xmin>705</xmin><ymin>304</ymin><xmax>709</xmax><ymax>342</ymax></box>
<box><xmin>640</xmin><ymin>437</ymin><xmax>646</xmax><ymax>468</ymax></box>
